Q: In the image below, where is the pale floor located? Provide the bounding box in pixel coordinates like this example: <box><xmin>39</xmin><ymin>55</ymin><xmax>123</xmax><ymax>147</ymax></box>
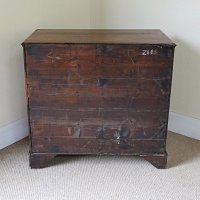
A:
<box><xmin>0</xmin><ymin>132</ymin><xmax>200</xmax><ymax>200</ymax></box>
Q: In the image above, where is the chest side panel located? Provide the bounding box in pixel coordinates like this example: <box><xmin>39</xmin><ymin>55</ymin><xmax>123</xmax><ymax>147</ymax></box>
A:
<box><xmin>25</xmin><ymin>44</ymin><xmax>174</xmax><ymax>154</ymax></box>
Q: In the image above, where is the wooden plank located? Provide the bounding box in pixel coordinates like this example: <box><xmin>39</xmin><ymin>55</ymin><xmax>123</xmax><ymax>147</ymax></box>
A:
<box><xmin>31</xmin><ymin>137</ymin><xmax>166</xmax><ymax>154</ymax></box>
<box><xmin>29</xmin><ymin>108</ymin><xmax>168</xmax><ymax>139</ymax></box>
<box><xmin>27</xmin><ymin>79</ymin><xmax>172</xmax><ymax>98</ymax></box>
<box><xmin>27</xmin><ymin>77</ymin><xmax>172</xmax><ymax>88</ymax></box>
<box><xmin>28</xmin><ymin>79</ymin><xmax>171</xmax><ymax>109</ymax></box>
<box><xmin>27</xmin><ymin>65</ymin><xmax>172</xmax><ymax>83</ymax></box>
<box><xmin>29</xmin><ymin>94</ymin><xmax>169</xmax><ymax>110</ymax></box>
<box><xmin>22</xmin><ymin>29</ymin><xmax>175</xmax><ymax>45</ymax></box>
<box><xmin>30</xmin><ymin>123</ymin><xmax>167</xmax><ymax>140</ymax></box>
<box><xmin>29</xmin><ymin>107</ymin><xmax>168</xmax><ymax>122</ymax></box>
<box><xmin>25</xmin><ymin>44</ymin><xmax>174</xmax><ymax>68</ymax></box>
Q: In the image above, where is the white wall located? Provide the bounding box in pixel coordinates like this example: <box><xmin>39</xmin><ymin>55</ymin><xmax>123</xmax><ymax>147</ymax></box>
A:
<box><xmin>90</xmin><ymin>0</ymin><xmax>200</xmax><ymax>120</ymax></box>
<box><xmin>0</xmin><ymin>0</ymin><xmax>90</xmax><ymax>128</ymax></box>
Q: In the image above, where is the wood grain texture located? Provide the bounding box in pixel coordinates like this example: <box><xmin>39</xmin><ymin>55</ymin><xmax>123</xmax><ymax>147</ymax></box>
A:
<box><xmin>23</xmin><ymin>29</ymin><xmax>175</xmax><ymax>169</ymax></box>
<box><xmin>22</xmin><ymin>29</ymin><xmax>175</xmax><ymax>45</ymax></box>
<box><xmin>32</xmin><ymin>137</ymin><xmax>166</xmax><ymax>155</ymax></box>
<box><xmin>29</xmin><ymin>108</ymin><xmax>168</xmax><ymax>139</ymax></box>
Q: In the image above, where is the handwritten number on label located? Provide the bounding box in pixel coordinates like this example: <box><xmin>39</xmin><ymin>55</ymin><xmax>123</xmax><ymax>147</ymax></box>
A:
<box><xmin>142</xmin><ymin>49</ymin><xmax>157</xmax><ymax>56</ymax></box>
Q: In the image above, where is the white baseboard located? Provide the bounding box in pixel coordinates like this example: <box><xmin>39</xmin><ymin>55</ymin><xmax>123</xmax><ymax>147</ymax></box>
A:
<box><xmin>168</xmin><ymin>112</ymin><xmax>200</xmax><ymax>140</ymax></box>
<box><xmin>0</xmin><ymin>118</ymin><xmax>29</xmax><ymax>150</ymax></box>
<box><xmin>0</xmin><ymin>112</ymin><xmax>199</xmax><ymax>150</ymax></box>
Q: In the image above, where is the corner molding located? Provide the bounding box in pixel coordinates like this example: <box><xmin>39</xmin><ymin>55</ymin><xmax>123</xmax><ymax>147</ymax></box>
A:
<box><xmin>168</xmin><ymin>112</ymin><xmax>200</xmax><ymax>140</ymax></box>
<box><xmin>0</xmin><ymin>118</ymin><xmax>28</xmax><ymax>150</ymax></box>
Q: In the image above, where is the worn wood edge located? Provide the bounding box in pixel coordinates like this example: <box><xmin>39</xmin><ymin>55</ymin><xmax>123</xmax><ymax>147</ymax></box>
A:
<box><xmin>22</xmin><ymin>42</ymin><xmax>176</xmax><ymax>47</ymax></box>
<box><xmin>29</xmin><ymin>151</ymin><xmax>167</xmax><ymax>157</ymax></box>
<box><xmin>22</xmin><ymin>29</ymin><xmax>176</xmax><ymax>45</ymax></box>
<box><xmin>31</xmin><ymin>137</ymin><xmax>166</xmax><ymax>140</ymax></box>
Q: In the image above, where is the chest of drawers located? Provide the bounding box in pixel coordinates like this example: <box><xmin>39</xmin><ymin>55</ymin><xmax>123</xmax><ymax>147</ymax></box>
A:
<box><xmin>22</xmin><ymin>29</ymin><xmax>175</xmax><ymax>168</ymax></box>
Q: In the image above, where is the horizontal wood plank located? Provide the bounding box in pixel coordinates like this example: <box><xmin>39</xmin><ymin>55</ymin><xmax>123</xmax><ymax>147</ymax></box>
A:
<box><xmin>29</xmin><ymin>94</ymin><xmax>169</xmax><ymax>110</ymax></box>
<box><xmin>31</xmin><ymin>124</ymin><xmax>167</xmax><ymax>140</ymax></box>
<box><xmin>25</xmin><ymin>44</ymin><xmax>174</xmax><ymax>68</ymax></box>
<box><xmin>29</xmin><ymin>108</ymin><xmax>168</xmax><ymax>139</ymax></box>
<box><xmin>29</xmin><ymin>108</ymin><xmax>168</xmax><ymax>121</ymax></box>
<box><xmin>22</xmin><ymin>29</ymin><xmax>175</xmax><ymax>45</ymax></box>
<box><xmin>27</xmin><ymin>65</ymin><xmax>172</xmax><ymax>84</ymax></box>
<box><xmin>32</xmin><ymin>137</ymin><xmax>166</xmax><ymax>154</ymax></box>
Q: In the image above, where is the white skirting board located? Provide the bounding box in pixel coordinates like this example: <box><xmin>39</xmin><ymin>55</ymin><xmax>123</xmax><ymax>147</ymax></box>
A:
<box><xmin>0</xmin><ymin>118</ymin><xmax>29</xmax><ymax>150</ymax></box>
<box><xmin>0</xmin><ymin>112</ymin><xmax>199</xmax><ymax>150</ymax></box>
<box><xmin>168</xmin><ymin>112</ymin><xmax>200</xmax><ymax>140</ymax></box>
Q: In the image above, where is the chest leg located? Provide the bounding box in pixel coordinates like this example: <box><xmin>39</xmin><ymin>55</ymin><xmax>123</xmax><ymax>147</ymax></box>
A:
<box><xmin>141</xmin><ymin>152</ymin><xmax>167</xmax><ymax>169</ymax></box>
<box><xmin>30</xmin><ymin>153</ymin><xmax>56</xmax><ymax>169</ymax></box>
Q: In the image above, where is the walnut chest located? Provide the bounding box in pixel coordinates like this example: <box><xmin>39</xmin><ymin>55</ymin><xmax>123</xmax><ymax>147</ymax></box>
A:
<box><xmin>22</xmin><ymin>29</ymin><xmax>176</xmax><ymax>169</ymax></box>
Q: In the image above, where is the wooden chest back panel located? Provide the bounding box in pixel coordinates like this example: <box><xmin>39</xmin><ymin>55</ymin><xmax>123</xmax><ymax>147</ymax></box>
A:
<box><xmin>24</xmin><ymin>43</ymin><xmax>174</xmax><ymax>154</ymax></box>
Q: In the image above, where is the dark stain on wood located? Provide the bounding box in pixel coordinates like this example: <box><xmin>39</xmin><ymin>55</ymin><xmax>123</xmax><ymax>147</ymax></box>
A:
<box><xmin>22</xmin><ymin>29</ymin><xmax>176</xmax><ymax>169</ymax></box>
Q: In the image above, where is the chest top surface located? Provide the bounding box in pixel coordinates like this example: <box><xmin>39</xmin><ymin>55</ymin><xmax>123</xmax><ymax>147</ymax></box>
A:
<box><xmin>22</xmin><ymin>29</ymin><xmax>175</xmax><ymax>45</ymax></box>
